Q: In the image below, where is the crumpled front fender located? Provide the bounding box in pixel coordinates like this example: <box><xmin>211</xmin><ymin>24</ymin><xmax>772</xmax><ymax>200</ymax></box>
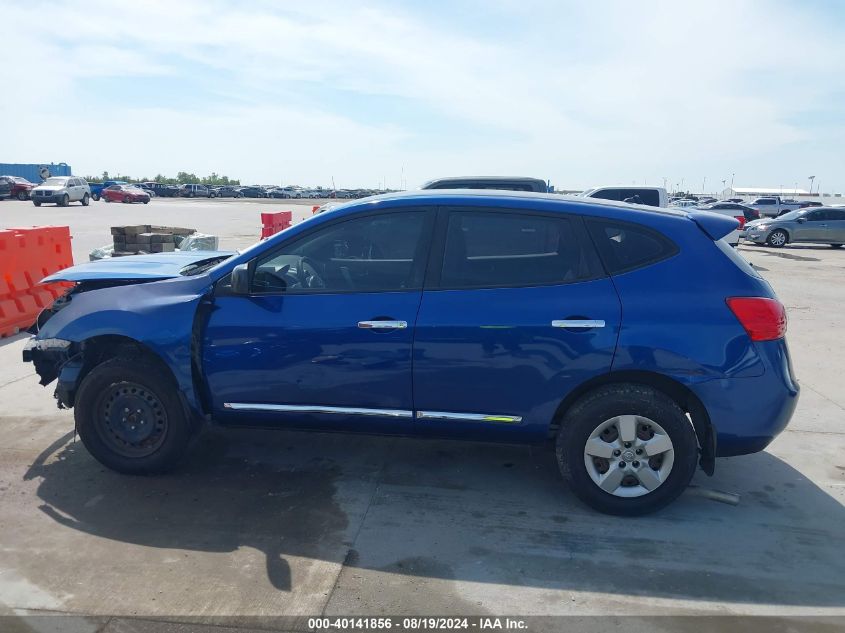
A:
<box><xmin>35</xmin><ymin>275</ymin><xmax>212</xmax><ymax>415</ymax></box>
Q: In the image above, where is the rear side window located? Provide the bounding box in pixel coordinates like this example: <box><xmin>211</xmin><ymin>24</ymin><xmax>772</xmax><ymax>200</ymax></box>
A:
<box><xmin>586</xmin><ymin>218</ymin><xmax>678</xmax><ymax>274</ymax></box>
<box><xmin>440</xmin><ymin>211</ymin><xmax>595</xmax><ymax>288</ymax></box>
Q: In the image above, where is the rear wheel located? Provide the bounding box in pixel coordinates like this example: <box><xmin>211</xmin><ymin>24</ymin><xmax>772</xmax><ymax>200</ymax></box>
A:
<box><xmin>92</xmin><ymin>192</ymin><xmax>100</xmax><ymax>201</ymax></box>
<box><xmin>556</xmin><ymin>384</ymin><xmax>698</xmax><ymax>516</ymax></box>
<box><xmin>33</xmin><ymin>200</ymin><xmax>41</xmax><ymax>207</ymax></box>
<box><xmin>75</xmin><ymin>357</ymin><xmax>192</xmax><ymax>474</ymax></box>
<box><xmin>81</xmin><ymin>193</ymin><xmax>90</xmax><ymax>206</ymax></box>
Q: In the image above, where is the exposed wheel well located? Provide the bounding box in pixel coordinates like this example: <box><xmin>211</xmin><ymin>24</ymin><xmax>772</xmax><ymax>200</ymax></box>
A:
<box><xmin>550</xmin><ymin>371</ymin><xmax>714</xmax><ymax>469</ymax></box>
<box><xmin>72</xmin><ymin>335</ymin><xmax>178</xmax><ymax>400</ymax></box>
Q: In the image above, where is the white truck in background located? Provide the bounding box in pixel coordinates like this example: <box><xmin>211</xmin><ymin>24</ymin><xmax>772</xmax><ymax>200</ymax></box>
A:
<box><xmin>747</xmin><ymin>196</ymin><xmax>802</xmax><ymax>218</ymax></box>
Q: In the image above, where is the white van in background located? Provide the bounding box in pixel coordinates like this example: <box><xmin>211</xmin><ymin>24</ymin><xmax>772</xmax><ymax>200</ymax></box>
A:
<box><xmin>580</xmin><ymin>186</ymin><xmax>668</xmax><ymax>208</ymax></box>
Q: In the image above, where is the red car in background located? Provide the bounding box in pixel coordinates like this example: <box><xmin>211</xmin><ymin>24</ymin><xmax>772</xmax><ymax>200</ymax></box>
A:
<box><xmin>102</xmin><ymin>184</ymin><xmax>151</xmax><ymax>204</ymax></box>
<box><xmin>1</xmin><ymin>176</ymin><xmax>35</xmax><ymax>200</ymax></box>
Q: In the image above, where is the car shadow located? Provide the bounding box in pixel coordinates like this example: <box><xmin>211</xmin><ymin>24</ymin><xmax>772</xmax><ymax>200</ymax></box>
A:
<box><xmin>23</xmin><ymin>426</ymin><xmax>845</xmax><ymax>608</ymax></box>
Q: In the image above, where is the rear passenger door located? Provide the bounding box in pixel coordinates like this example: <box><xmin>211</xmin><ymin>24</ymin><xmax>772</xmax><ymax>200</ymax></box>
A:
<box><xmin>412</xmin><ymin>207</ymin><xmax>621</xmax><ymax>439</ymax></box>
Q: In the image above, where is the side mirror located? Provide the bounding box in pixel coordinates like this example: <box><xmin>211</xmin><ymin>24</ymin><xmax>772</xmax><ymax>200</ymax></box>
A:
<box><xmin>796</xmin><ymin>217</ymin><xmax>806</xmax><ymax>223</ymax></box>
<box><xmin>230</xmin><ymin>263</ymin><xmax>251</xmax><ymax>295</ymax></box>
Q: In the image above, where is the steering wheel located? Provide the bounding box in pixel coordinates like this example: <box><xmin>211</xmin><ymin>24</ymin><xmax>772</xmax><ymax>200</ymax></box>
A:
<box><xmin>296</xmin><ymin>256</ymin><xmax>325</xmax><ymax>289</ymax></box>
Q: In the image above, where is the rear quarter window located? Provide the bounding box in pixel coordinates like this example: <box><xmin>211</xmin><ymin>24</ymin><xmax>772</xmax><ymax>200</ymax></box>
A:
<box><xmin>586</xmin><ymin>218</ymin><xmax>679</xmax><ymax>274</ymax></box>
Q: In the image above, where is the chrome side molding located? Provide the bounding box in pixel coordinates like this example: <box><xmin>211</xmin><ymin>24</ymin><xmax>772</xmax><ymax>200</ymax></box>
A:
<box><xmin>223</xmin><ymin>403</ymin><xmax>413</xmax><ymax>418</ymax></box>
<box><xmin>416</xmin><ymin>411</ymin><xmax>523</xmax><ymax>424</ymax></box>
<box><xmin>552</xmin><ymin>319</ymin><xmax>605</xmax><ymax>329</ymax></box>
<box><xmin>223</xmin><ymin>403</ymin><xmax>523</xmax><ymax>424</ymax></box>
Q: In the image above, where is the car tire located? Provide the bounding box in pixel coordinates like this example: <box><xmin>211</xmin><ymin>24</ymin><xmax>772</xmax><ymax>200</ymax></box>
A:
<box><xmin>767</xmin><ymin>229</ymin><xmax>788</xmax><ymax>248</ymax></box>
<box><xmin>33</xmin><ymin>200</ymin><xmax>41</xmax><ymax>207</ymax></box>
<box><xmin>60</xmin><ymin>194</ymin><xmax>69</xmax><ymax>207</ymax></box>
<box><xmin>92</xmin><ymin>193</ymin><xmax>100</xmax><ymax>201</ymax></box>
<box><xmin>104</xmin><ymin>196</ymin><xmax>111</xmax><ymax>203</ymax></box>
<box><xmin>143</xmin><ymin>198</ymin><xmax>149</xmax><ymax>204</ymax></box>
<box><xmin>17</xmin><ymin>191</ymin><xmax>27</xmax><ymax>201</ymax></box>
<box><xmin>831</xmin><ymin>244</ymin><xmax>843</xmax><ymax>249</ymax></box>
<box><xmin>556</xmin><ymin>383</ymin><xmax>698</xmax><ymax>516</ymax></box>
<box><xmin>188</xmin><ymin>192</ymin><xmax>194</xmax><ymax>198</ymax></box>
<box><xmin>75</xmin><ymin>357</ymin><xmax>193</xmax><ymax>475</ymax></box>
<box><xmin>81</xmin><ymin>193</ymin><xmax>90</xmax><ymax>206</ymax></box>
<box><xmin>123</xmin><ymin>195</ymin><xmax>131</xmax><ymax>203</ymax></box>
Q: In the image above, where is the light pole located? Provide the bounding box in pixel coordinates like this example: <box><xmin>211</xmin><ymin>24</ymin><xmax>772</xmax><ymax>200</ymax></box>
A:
<box><xmin>721</xmin><ymin>179</ymin><xmax>727</xmax><ymax>195</ymax></box>
<box><xmin>808</xmin><ymin>176</ymin><xmax>815</xmax><ymax>195</ymax></box>
<box><xmin>730</xmin><ymin>173</ymin><xmax>735</xmax><ymax>194</ymax></box>
<box><xmin>702</xmin><ymin>176</ymin><xmax>707</xmax><ymax>195</ymax></box>
<box><xmin>662</xmin><ymin>177</ymin><xmax>667</xmax><ymax>190</ymax></box>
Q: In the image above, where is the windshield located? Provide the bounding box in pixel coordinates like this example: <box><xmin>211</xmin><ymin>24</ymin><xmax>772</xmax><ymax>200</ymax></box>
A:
<box><xmin>43</xmin><ymin>178</ymin><xmax>68</xmax><ymax>186</ymax></box>
<box><xmin>773</xmin><ymin>209</ymin><xmax>809</xmax><ymax>221</ymax></box>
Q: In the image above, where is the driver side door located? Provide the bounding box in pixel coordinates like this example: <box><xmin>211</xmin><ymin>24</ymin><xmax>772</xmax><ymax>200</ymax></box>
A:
<box><xmin>203</xmin><ymin>208</ymin><xmax>435</xmax><ymax>433</ymax></box>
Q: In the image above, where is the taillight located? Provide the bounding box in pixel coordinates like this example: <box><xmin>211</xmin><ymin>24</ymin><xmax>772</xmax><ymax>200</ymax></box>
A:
<box><xmin>734</xmin><ymin>215</ymin><xmax>746</xmax><ymax>228</ymax></box>
<box><xmin>726</xmin><ymin>297</ymin><xmax>787</xmax><ymax>341</ymax></box>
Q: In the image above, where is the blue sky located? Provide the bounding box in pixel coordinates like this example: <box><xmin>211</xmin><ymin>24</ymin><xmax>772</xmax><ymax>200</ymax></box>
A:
<box><xmin>2</xmin><ymin>0</ymin><xmax>844</xmax><ymax>192</ymax></box>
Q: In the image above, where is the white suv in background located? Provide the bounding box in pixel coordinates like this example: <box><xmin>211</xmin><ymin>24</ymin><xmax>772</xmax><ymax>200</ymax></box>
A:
<box><xmin>31</xmin><ymin>177</ymin><xmax>91</xmax><ymax>207</ymax></box>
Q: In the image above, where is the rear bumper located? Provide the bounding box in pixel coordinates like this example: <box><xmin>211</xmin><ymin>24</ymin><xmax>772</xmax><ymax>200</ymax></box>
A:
<box><xmin>691</xmin><ymin>338</ymin><xmax>799</xmax><ymax>457</ymax></box>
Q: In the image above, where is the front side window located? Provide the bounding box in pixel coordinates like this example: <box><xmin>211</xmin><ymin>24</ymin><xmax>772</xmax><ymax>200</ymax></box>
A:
<box><xmin>439</xmin><ymin>211</ymin><xmax>593</xmax><ymax>288</ymax></box>
<box><xmin>252</xmin><ymin>211</ymin><xmax>428</xmax><ymax>294</ymax></box>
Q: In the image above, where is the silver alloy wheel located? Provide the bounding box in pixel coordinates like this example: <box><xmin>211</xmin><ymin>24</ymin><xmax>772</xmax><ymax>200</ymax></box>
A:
<box><xmin>583</xmin><ymin>415</ymin><xmax>675</xmax><ymax>498</ymax></box>
<box><xmin>769</xmin><ymin>231</ymin><xmax>786</xmax><ymax>246</ymax></box>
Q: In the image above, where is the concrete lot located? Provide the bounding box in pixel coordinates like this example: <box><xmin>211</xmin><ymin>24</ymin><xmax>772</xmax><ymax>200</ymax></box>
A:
<box><xmin>1</xmin><ymin>197</ymin><xmax>844</xmax><ymax>630</ymax></box>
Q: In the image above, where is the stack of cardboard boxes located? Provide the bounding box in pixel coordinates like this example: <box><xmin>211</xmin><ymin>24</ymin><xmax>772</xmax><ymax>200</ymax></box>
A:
<box><xmin>111</xmin><ymin>225</ymin><xmax>196</xmax><ymax>256</ymax></box>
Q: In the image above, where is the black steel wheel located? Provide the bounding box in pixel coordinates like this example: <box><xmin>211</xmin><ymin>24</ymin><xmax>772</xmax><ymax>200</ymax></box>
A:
<box><xmin>75</xmin><ymin>357</ymin><xmax>193</xmax><ymax>474</ymax></box>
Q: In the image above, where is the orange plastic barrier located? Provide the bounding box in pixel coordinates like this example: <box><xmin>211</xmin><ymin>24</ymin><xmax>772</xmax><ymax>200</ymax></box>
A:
<box><xmin>260</xmin><ymin>211</ymin><xmax>293</xmax><ymax>239</ymax></box>
<box><xmin>0</xmin><ymin>226</ymin><xmax>73</xmax><ymax>338</ymax></box>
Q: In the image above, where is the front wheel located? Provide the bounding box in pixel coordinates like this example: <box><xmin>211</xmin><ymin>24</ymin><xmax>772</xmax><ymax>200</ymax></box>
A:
<box><xmin>75</xmin><ymin>357</ymin><xmax>193</xmax><ymax>474</ymax></box>
<box><xmin>92</xmin><ymin>192</ymin><xmax>100</xmax><ymax>201</ymax></box>
<box><xmin>123</xmin><ymin>195</ymin><xmax>131</xmax><ymax>203</ymax></box>
<box><xmin>33</xmin><ymin>200</ymin><xmax>41</xmax><ymax>207</ymax></box>
<box><xmin>767</xmin><ymin>229</ymin><xmax>788</xmax><ymax>248</ymax></box>
<box><xmin>81</xmin><ymin>193</ymin><xmax>90</xmax><ymax>206</ymax></box>
<box><xmin>556</xmin><ymin>384</ymin><xmax>698</xmax><ymax>516</ymax></box>
<box><xmin>17</xmin><ymin>190</ymin><xmax>28</xmax><ymax>201</ymax></box>
<box><xmin>60</xmin><ymin>194</ymin><xmax>69</xmax><ymax>207</ymax></box>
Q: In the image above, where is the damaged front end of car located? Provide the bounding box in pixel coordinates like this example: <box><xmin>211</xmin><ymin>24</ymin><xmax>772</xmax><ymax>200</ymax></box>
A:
<box><xmin>21</xmin><ymin>251</ymin><xmax>234</xmax><ymax>412</ymax></box>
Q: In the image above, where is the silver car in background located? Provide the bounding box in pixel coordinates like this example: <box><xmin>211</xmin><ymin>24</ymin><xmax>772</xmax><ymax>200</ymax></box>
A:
<box><xmin>744</xmin><ymin>207</ymin><xmax>845</xmax><ymax>248</ymax></box>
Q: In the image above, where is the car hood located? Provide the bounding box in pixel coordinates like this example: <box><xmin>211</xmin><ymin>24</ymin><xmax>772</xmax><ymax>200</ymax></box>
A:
<box><xmin>33</xmin><ymin>185</ymin><xmax>65</xmax><ymax>192</ymax></box>
<box><xmin>41</xmin><ymin>251</ymin><xmax>234</xmax><ymax>283</ymax></box>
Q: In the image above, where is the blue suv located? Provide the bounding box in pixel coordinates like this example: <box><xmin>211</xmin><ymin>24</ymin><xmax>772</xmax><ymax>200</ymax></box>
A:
<box><xmin>23</xmin><ymin>191</ymin><xmax>799</xmax><ymax>515</ymax></box>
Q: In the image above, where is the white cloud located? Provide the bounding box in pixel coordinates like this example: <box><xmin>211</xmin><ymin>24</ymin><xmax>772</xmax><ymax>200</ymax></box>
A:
<box><xmin>2</xmin><ymin>0</ymin><xmax>843</xmax><ymax>192</ymax></box>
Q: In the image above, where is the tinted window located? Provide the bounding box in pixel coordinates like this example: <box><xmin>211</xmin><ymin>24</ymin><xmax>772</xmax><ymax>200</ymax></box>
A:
<box><xmin>439</xmin><ymin>211</ymin><xmax>592</xmax><ymax>288</ymax></box>
<box><xmin>586</xmin><ymin>218</ymin><xmax>679</xmax><ymax>274</ymax></box>
<box><xmin>757</xmin><ymin>199</ymin><xmax>774</xmax><ymax>205</ymax></box>
<box><xmin>829</xmin><ymin>210</ymin><xmax>845</xmax><ymax>221</ymax></box>
<box><xmin>253</xmin><ymin>211</ymin><xmax>428</xmax><ymax>294</ymax></box>
<box><xmin>589</xmin><ymin>188</ymin><xmax>660</xmax><ymax>207</ymax></box>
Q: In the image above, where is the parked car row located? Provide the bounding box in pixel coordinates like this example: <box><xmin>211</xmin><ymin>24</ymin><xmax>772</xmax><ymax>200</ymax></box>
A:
<box><xmin>0</xmin><ymin>175</ymin><xmax>36</xmax><ymax>200</ymax></box>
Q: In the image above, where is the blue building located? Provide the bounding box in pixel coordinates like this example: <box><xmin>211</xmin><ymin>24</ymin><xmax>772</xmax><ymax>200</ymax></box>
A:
<box><xmin>0</xmin><ymin>162</ymin><xmax>72</xmax><ymax>183</ymax></box>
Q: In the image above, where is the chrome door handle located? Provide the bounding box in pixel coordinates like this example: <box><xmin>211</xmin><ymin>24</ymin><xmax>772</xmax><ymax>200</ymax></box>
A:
<box><xmin>358</xmin><ymin>320</ymin><xmax>408</xmax><ymax>330</ymax></box>
<box><xmin>552</xmin><ymin>319</ymin><xmax>605</xmax><ymax>329</ymax></box>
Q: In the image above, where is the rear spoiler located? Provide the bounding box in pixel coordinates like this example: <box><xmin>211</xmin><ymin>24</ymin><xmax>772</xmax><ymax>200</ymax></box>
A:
<box><xmin>686</xmin><ymin>210</ymin><xmax>739</xmax><ymax>241</ymax></box>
